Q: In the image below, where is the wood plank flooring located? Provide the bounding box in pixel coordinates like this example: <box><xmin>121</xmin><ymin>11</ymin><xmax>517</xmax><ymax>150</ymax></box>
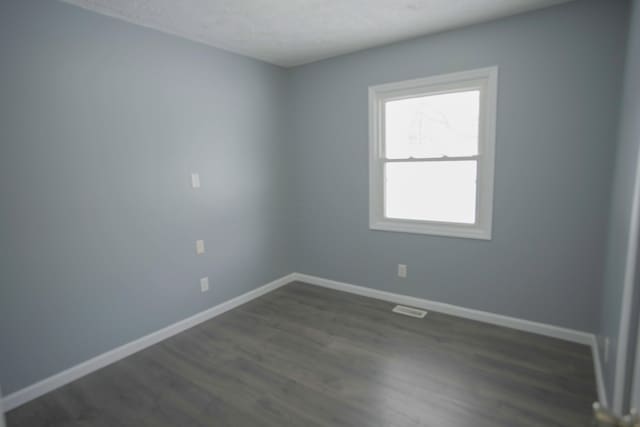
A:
<box><xmin>6</xmin><ymin>282</ymin><xmax>597</xmax><ymax>426</ymax></box>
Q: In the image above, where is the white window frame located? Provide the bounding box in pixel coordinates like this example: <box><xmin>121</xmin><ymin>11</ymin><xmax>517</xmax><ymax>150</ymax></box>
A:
<box><xmin>368</xmin><ymin>66</ymin><xmax>498</xmax><ymax>240</ymax></box>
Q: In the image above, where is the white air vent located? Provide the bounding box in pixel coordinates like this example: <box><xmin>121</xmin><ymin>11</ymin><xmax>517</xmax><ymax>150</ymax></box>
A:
<box><xmin>392</xmin><ymin>305</ymin><xmax>427</xmax><ymax>318</ymax></box>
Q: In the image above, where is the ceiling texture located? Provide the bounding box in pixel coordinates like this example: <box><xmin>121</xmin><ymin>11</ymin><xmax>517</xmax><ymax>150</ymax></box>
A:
<box><xmin>61</xmin><ymin>0</ymin><xmax>573</xmax><ymax>67</ymax></box>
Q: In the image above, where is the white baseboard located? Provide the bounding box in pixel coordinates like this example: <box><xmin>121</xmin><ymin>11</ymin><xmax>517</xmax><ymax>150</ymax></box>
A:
<box><xmin>591</xmin><ymin>335</ymin><xmax>609</xmax><ymax>408</ymax></box>
<box><xmin>291</xmin><ymin>272</ymin><xmax>607</xmax><ymax>405</ymax></box>
<box><xmin>1</xmin><ymin>273</ymin><xmax>295</xmax><ymax>412</ymax></box>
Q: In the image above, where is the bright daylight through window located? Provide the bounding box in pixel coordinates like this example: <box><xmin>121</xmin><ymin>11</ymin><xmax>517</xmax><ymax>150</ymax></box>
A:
<box><xmin>369</xmin><ymin>67</ymin><xmax>497</xmax><ymax>239</ymax></box>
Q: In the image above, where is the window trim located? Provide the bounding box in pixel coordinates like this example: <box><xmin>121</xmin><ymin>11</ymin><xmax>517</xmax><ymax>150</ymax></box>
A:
<box><xmin>368</xmin><ymin>66</ymin><xmax>498</xmax><ymax>240</ymax></box>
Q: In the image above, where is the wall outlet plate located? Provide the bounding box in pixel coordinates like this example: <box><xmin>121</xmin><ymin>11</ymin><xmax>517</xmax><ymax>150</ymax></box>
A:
<box><xmin>191</xmin><ymin>173</ymin><xmax>200</xmax><ymax>188</ymax></box>
<box><xmin>200</xmin><ymin>277</ymin><xmax>209</xmax><ymax>292</ymax></box>
<box><xmin>398</xmin><ymin>264</ymin><xmax>407</xmax><ymax>278</ymax></box>
<box><xmin>196</xmin><ymin>240</ymin><xmax>205</xmax><ymax>255</ymax></box>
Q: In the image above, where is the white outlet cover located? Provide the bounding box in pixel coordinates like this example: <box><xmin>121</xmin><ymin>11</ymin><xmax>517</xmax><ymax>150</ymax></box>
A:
<box><xmin>200</xmin><ymin>277</ymin><xmax>209</xmax><ymax>292</ymax></box>
<box><xmin>398</xmin><ymin>264</ymin><xmax>407</xmax><ymax>278</ymax></box>
<box><xmin>196</xmin><ymin>240</ymin><xmax>205</xmax><ymax>255</ymax></box>
<box><xmin>191</xmin><ymin>173</ymin><xmax>200</xmax><ymax>188</ymax></box>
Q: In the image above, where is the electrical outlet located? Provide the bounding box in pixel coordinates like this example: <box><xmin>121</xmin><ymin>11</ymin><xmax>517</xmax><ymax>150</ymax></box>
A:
<box><xmin>200</xmin><ymin>277</ymin><xmax>209</xmax><ymax>292</ymax></box>
<box><xmin>196</xmin><ymin>240</ymin><xmax>205</xmax><ymax>255</ymax></box>
<box><xmin>191</xmin><ymin>173</ymin><xmax>200</xmax><ymax>188</ymax></box>
<box><xmin>398</xmin><ymin>264</ymin><xmax>407</xmax><ymax>278</ymax></box>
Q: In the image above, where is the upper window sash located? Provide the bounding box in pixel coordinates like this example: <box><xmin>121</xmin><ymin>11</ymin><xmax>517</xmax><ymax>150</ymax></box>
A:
<box><xmin>372</xmin><ymin>76</ymin><xmax>491</xmax><ymax>161</ymax></box>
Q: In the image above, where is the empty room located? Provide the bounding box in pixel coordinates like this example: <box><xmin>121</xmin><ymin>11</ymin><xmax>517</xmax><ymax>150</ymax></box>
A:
<box><xmin>2</xmin><ymin>0</ymin><xmax>640</xmax><ymax>426</ymax></box>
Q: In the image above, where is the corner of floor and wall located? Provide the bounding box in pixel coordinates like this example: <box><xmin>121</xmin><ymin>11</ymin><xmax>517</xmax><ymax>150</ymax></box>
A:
<box><xmin>1</xmin><ymin>0</ymin><xmax>640</xmax><ymax>418</ymax></box>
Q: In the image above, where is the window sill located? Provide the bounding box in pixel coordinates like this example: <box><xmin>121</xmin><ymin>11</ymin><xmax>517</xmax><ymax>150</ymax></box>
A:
<box><xmin>369</xmin><ymin>219</ymin><xmax>492</xmax><ymax>240</ymax></box>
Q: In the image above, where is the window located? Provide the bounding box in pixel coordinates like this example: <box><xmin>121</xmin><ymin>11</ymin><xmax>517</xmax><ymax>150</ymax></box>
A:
<box><xmin>369</xmin><ymin>67</ymin><xmax>497</xmax><ymax>239</ymax></box>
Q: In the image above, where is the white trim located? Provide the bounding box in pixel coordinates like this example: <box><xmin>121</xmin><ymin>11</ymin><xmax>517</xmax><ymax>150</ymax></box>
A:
<box><xmin>612</xmin><ymin>130</ymin><xmax>640</xmax><ymax>414</ymax></box>
<box><xmin>292</xmin><ymin>272</ymin><xmax>592</xmax><ymax>345</ymax></box>
<box><xmin>368</xmin><ymin>67</ymin><xmax>498</xmax><ymax>240</ymax></box>
<box><xmin>631</xmin><ymin>323</ymin><xmax>640</xmax><ymax>412</ymax></box>
<box><xmin>1</xmin><ymin>273</ymin><xmax>295</xmax><ymax>412</ymax></box>
<box><xmin>592</xmin><ymin>335</ymin><xmax>610</xmax><ymax>409</ymax></box>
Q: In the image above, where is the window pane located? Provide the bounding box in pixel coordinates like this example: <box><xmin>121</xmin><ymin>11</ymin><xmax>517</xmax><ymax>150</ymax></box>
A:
<box><xmin>385</xmin><ymin>161</ymin><xmax>477</xmax><ymax>224</ymax></box>
<box><xmin>385</xmin><ymin>90</ymin><xmax>480</xmax><ymax>159</ymax></box>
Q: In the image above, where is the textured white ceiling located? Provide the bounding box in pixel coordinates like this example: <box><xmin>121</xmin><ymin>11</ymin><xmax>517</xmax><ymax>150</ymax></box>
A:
<box><xmin>61</xmin><ymin>0</ymin><xmax>573</xmax><ymax>67</ymax></box>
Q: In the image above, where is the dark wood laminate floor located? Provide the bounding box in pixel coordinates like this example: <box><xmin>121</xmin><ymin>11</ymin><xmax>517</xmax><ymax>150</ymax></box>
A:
<box><xmin>7</xmin><ymin>282</ymin><xmax>596</xmax><ymax>427</ymax></box>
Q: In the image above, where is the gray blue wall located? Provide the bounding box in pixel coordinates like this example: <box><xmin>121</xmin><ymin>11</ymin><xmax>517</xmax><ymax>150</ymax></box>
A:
<box><xmin>287</xmin><ymin>0</ymin><xmax>628</xmax><ymax>333</ymax></box>
<box><xmin>599</xmin><ymin>0</ymin><xmax>640</xmax><ymax>411</ymax></box>
<box><xmin>0</xmin><ymin>0</ymin><xmax>290</xmax><ymax>394</ymax></box>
